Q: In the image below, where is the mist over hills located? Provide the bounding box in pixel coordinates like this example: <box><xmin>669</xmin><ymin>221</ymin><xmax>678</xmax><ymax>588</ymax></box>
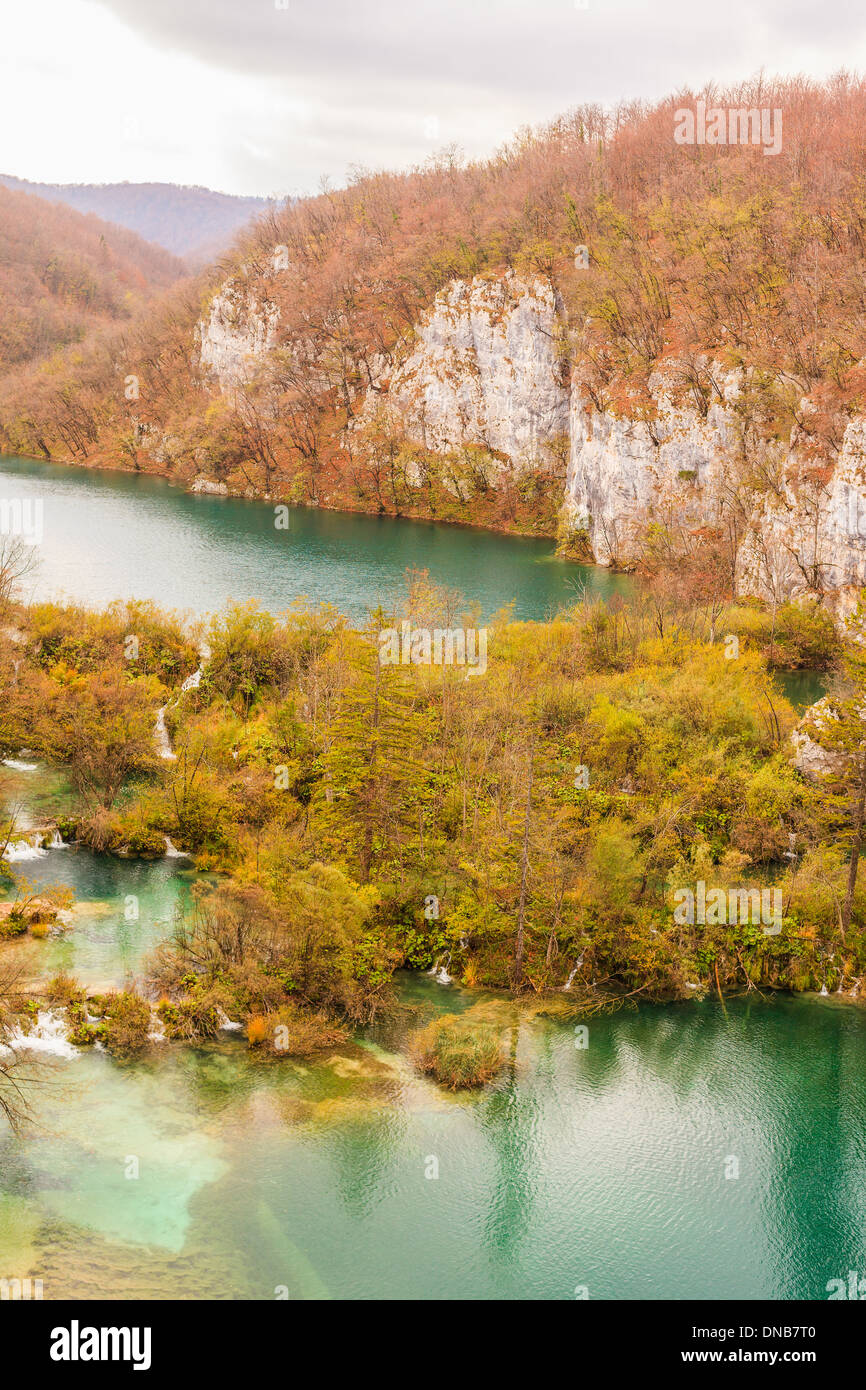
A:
<box><xmin>0</xmin><ymin>175</ymin><xmax>273</xmax><ymax>260</ymax></box>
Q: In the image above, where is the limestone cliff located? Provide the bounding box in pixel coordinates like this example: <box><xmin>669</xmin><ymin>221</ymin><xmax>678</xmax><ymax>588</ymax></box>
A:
<box><xmin>195</xmin><ymin>264</ymin><xmax>866</xmax><ymax>615</ymax></box>
<box><xmin>738</xmin><ymin>418</ymin><xmax>866</xmax><ymax>617</ymax></box>
<box><xmin>563</xmin><ymin>368</ymin><xmax>739</xmax><ymax>567</ymax></box>
<box><xmin>197</xmin><ymin>277</ymin><xmax>278</xmax><ymax>393</ymax></box>
<box><xmin>369</xmin><ymin>272</ymin><xmax>570</xmax><ymax>474</ymax></box>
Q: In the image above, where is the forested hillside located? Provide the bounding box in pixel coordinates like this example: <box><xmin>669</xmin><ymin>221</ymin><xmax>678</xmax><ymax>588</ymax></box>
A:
<box><xmin>4</xmin><ymin>74</ymin><xmax>866</xmax><ymax>588</ymax></box>
<box><xmin>0</xmin><ymin>183</ymin><xmax>185</xmax><ymax>378</ymax></box>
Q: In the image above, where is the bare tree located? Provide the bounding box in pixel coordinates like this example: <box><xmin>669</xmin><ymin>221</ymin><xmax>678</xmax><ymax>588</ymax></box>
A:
<box><xmin>0</xmin><ymin>535</ymin><xmax>38</xmax><ymax>620</ymax></box>
<box><xmin>0</xmin><ymin>962</ymin><xmax>32</xmax><ymax>1133</ymax></box>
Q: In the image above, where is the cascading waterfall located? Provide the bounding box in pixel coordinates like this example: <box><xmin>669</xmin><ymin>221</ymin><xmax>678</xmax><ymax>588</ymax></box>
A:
<box><xmin>427</xmin><ymin>953</ymin><xmax>453</xmax><ymax>985</ymax></box>
<box><xmin>563</xmin><ymin>953</ymin><xmax>584</xmax><ymax>991</ymax></box>
<box><xmin>147</xmin><ymin>1010</ymin><xmax>167</xmax><ymax>1043</ymax></box>
<box><xmin>152</xmin><ymin>647</ymin><xmax>209</xmax><ymax>759</ymax></box>
<box><xmin>180</xmin><ymin>666</ymin><xmax>204</xmax><ymax>694</ymax></box>
<box><xmin>154</xmin><ymin>706</ymin><xmax>175</xmax><ymax>760</ymax></box>
<box><xmin>216</xmin><ymin>1007</ymin><xmax>243</xmax><ymax>1032</ymax></box>
<box><xmin>163</xmin><ymin>836</ymin><xmax>190</xmax><ymax>859</ymax></box>
<box><xmin>2</xmin><ymin>832</ymin><xmax>48</xmax><ymax>862</ymax></box>
<box><xmin>0</xmin><ymin>1009</ymin><xmax>78</xmax><ymax>1060</ymax></box>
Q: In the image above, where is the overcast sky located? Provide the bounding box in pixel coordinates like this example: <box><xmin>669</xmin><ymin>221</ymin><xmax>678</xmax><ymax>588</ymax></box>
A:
<box><xmin>1</xmin><ymin>0</ymin><xmax>864</xmax><ymax>197</ymax></box>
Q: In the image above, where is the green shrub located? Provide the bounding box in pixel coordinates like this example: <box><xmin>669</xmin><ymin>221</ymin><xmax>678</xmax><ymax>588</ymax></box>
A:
<box><xmin>0</xmin><ymin>911</ymin><xmax>28</xmax><ymax>938</ymax></box>
<box><xmin>410</xmin><ymin>1013</ymin><xmax>503</xmax><ymax>1089</ymax></box>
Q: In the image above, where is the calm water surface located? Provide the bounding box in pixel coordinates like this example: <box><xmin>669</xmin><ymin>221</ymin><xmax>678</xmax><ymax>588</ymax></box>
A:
<box><xmin>0</xmin><ymin>455</ymin><xmax>630</xmax><ymax>622</ymax></box>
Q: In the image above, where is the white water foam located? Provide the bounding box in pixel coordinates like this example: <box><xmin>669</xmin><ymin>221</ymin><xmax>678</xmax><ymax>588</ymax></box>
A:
<box><xmin>163</xmin><ymin>836</ymin><xmax>190</xmax><ymax>859</ymax></box>
<box><xmin>0</xmin><ymin>1009</ymin><xmax>78</xmax><ymax>1060</ymax></box>
<box><xmin>426</xmin><ymin>955</ymin><xmax>453</xmax><ymax>985</ymax></box>
<box><xmin>216</xmin><ymin>1008</ymin><xmax>243</xmax><ymax>1032</ymax></box>
<box><xmin>154</xmin><ymin>707</ymin><xmax>176</xmax><ymax>760</ymax></box>
<box><xmin>2</xmin><ymin>836</ymin><xmax>48</xmax><ymax>863</ymax></box>
<box><xmin>180</xmin><ymin>666</ymin><xmax>203</xmax><ymax>693</ymax></box>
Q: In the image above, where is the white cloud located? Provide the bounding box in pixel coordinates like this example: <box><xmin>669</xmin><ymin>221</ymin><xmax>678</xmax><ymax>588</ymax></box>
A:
<box><xmin>1</xmin><ymin>0</ymin><xmax>864</xmax><ymax>195</ymax></box>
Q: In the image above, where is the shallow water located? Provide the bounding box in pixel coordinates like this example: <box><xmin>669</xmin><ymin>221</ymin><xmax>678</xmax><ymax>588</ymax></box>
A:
<box><xmin>0</xmin><ymin>981</ymin><xmax>864</xmax><ymax>1300</ymax></box>
<box><xmin>1</xmin><ymin>763</ymin><xmax>196</xmax><ymax>987</ymax></box>
<box><xmin>2</xmin><ymin>773</ymin><xmax>865</xmax><ymax>1302</ymax></box>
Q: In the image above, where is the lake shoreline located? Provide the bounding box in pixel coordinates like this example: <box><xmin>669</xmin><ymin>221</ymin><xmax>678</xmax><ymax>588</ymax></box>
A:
<box><xmin>0</xmin><ymin>447</ymin><xmax>580</xmax><ymax>546</ymax></box>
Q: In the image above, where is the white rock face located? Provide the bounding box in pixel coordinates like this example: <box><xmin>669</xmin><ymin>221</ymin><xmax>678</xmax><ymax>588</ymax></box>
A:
<box><xmin>198</xmin><ymin>278</ymin><xmax>278</xmax><ymax>393</ymax></box>
<box><xmin>790</xmin><ymin>697</ymin><xmax>847</xmax><ymax>779</ymax></box>
<box><xmin>191</xmin><ymin>476</ymin><xmax>229</xmax><ymax>496</ymax></box>
<box><xmin>738</xmin><ymin>418</ymin><xmax>866</xmax><ymax>616</ymax></box>
<box><xmin>564</xmin><ymin>368</ymin><xmax>866</xmax><ymax>614</ymax></box>
<box><xmin>376</xmin><ymin>273</ymin><xmax>569</xmax><ymax>472</ymax></box>
<box><xmin>564</xmin><ymin>368</ymin><xmax>739</xmax><ymax>566</ymax></box>
<box><xmin>194</xmin><ymin>262</ymin><xmax>866</xmax><ymax>617</ymax></box>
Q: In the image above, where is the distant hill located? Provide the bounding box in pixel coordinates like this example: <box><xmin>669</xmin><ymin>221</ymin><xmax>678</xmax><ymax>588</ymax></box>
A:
<box><xmin>0</xmin><ymin>177</ymin><xmax>272</xmax><ymax>260</ymax></box>
<box><xmin>0</xmin><ymin>183</ymin><xmax>185</xmax><ymax>372</ymax></box>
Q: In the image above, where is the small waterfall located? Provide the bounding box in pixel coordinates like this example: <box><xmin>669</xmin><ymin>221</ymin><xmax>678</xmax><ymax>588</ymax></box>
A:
<box><xmin>163</xmin><ymin>836</ymin><xmax>189</xmax><ymax>859</ymax></box>
<box><xmin>154</xmin><ymin>654</ymin><xmax>207</xmax><ymax>760</ymax></box>
<box><xmin>0</xmin><ymin>1009</ymin><xmax>78</xmax><ymax>1060</ymax></box>
<box><xmin>563</xmin><ymin>953</ymin><xmax>584</xmax><ymax>991</ymax></box>
<box><xmin>154</xmin><ymin>707</ymin><xmax>176</xmax><ymax>760</ymax></box>
<box><xmin>427</xmin><ymin>953</ymin><xmax>452</xmax><ymax>985</ymax></box>
<box><xmin>216</xmin><ymin>1007</ymin><xmax>243</xmax><ymax>1032</ymax></box>
<box><xmin>48</xmin><ymin>829</ymin><xmax>67</xmax><ymax>849</ymax></box>
<box><xmin>147</xmin><ymin>1011</ymin><xmax>167</xmax><ymax>1043</ymax></box>
<box><xmin>819</xmin><ymin>984</ymin><xmax>829</xmax><ymax>997</ymax></box>
<box><xmin>2</xmin><ymin>757</ymin><xmax>38</xmax><ymax>772</ymax></box>
<box><xmin>180</xmin><ymin>666</ymin><xmax>203</xmax><ymax>694</ymax></box>
<box><xmin>2</xmin><ymin>833</ymin><xmax>48</xmax><ymax>862</ymax></box>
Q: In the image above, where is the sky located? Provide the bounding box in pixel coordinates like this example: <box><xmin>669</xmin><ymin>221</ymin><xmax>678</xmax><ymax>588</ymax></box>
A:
<box><xmin>0</xmin><ymin>0</ymin><xmax>864</xmax><ymax>198</ymax></box>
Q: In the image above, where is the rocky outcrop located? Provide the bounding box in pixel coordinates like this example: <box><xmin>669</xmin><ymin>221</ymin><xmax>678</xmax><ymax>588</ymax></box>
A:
<box><xmin>790</xmin><ymin>697</ymin><xmax>848</xmax><ymax>779</ymax></box>
<box><xmin>191</xmin><ymin>476</ymin><xmax>229</xmax><ymax>496</ymax></box>
<box><xmin>198</xmin><ymin>278</ymin><xmax>278</xmax><ymax>393</ymax></box>
<box><xmin>362</xmin><ymin>272</ymin><xmax>570</xmax><ymax>474</ymax></box>
<box><xmin>738</xmin><ymin>418</ymin><xmax>866</xmax><ymax>618</ymax></box>
<box><xmin>194</xmin><ymin>259</ymin><xmax>866</xmax><ymax>614</ymax></box>
<box><xmin>563</xmin><ymin>368</ymin><xmax>739</xmax><ymax>566</ymax></box>
<box><xmin>563</xmin><ymin>367</ymin><xmax>866</xmax><ymax>615</ymax></box>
